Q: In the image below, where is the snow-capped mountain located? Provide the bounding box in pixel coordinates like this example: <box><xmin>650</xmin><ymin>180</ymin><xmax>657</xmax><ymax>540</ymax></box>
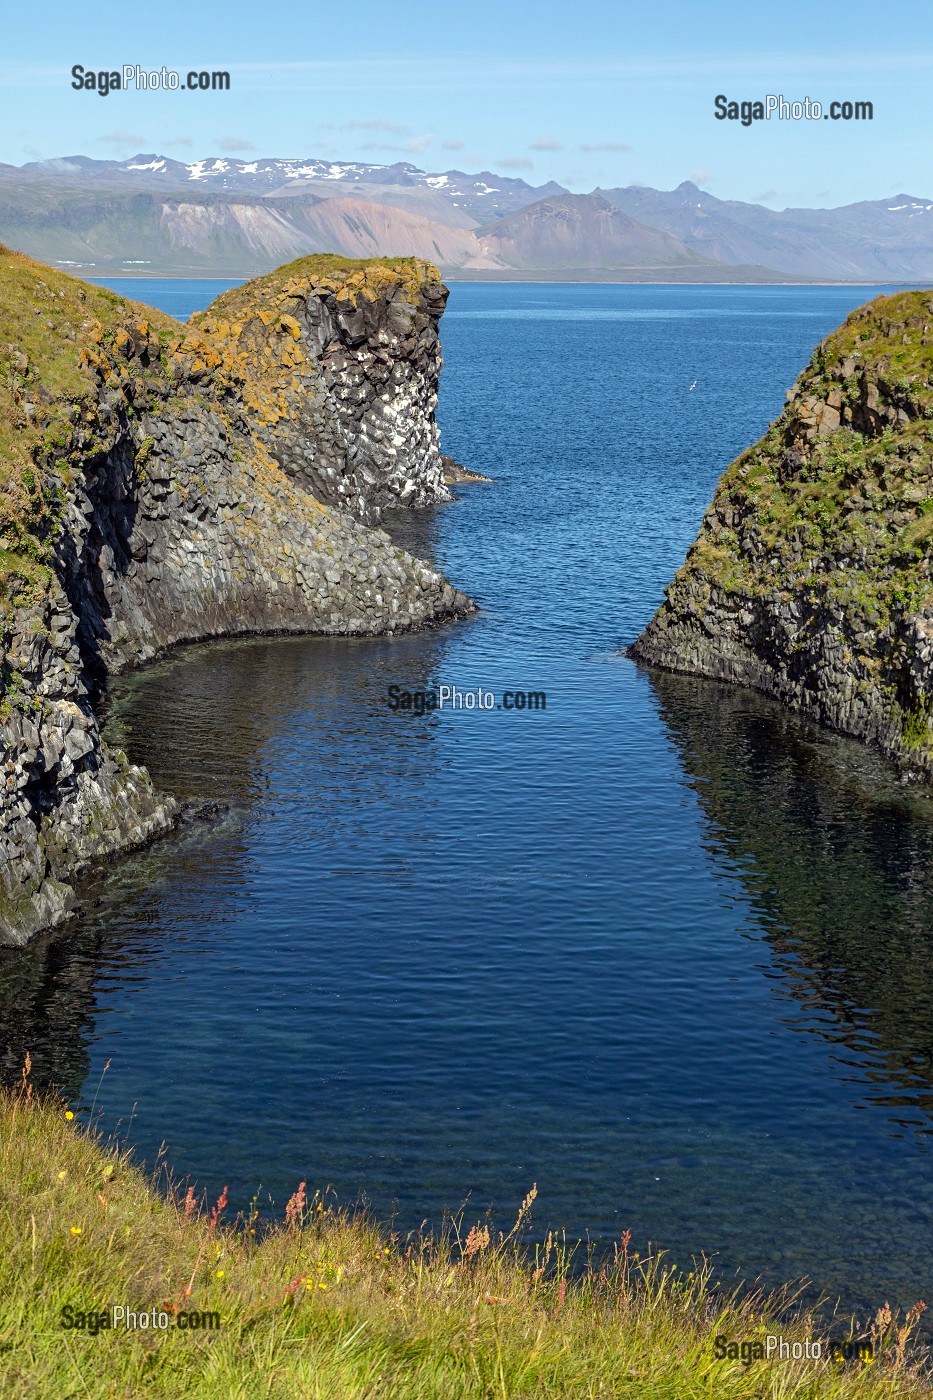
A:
<box><xmin>3</xmin><ymin>157</ymin><xmax>933</xmax><ymax>279</ymax></box>
<box><xmin>9</xmin><ymin>154</ymin><xmax>567</xmax><ymax>223</ymax></box>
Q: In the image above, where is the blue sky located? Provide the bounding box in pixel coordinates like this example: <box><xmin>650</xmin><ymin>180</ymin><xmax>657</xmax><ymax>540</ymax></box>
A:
<box><xmin>1</xmin><ymin>0</ymin><xmax>930</xmax><ymax>207</ymax></box>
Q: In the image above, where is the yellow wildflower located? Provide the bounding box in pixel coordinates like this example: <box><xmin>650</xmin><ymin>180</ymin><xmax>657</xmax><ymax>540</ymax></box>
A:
<box><xmin>70</xmin><ymin>1226</ymin><xmax>82</xmax><ymax>1236</ymax></box>
<box><xmin>64</xmin><ymin>1111</ymin><xmax>74</xmax><ymax>1121</ymax></box>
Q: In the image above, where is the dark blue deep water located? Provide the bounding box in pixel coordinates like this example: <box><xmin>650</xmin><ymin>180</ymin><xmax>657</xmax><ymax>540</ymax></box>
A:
<box><xmin>5</xmin><ymin>281</ymin><xmax>933</xmax><ymax>1321</ymax></box>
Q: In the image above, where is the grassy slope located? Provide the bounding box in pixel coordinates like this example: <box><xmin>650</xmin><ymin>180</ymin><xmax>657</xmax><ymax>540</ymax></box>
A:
<box><xmin>655</xmin><ymin>290</ymin><xmax>933</xmax><ymax>748</ymax></box>
<box><xmin>194</xmin><ymin>251</ymin><xmax>442</xmax><ymax>320</ymax></box>
<box><xmin>0</xmin><ymin>1081</ymin><xmax>928</xmax><ymax>1399</ymax></box>
<box><xmin>0</xmin><ymin>243</ymin><xmax>181</xmax><ymax>602</ymax></box>
<box><xmin>709</xmin><ymin>291</ymin><xmax>933</xmax><ymax>578</ymax></box>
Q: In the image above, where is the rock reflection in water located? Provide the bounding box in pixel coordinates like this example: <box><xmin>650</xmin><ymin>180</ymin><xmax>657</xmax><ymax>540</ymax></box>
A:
<box><xmin>0</xmin><ymin>623</ymin><xmax>452</xmax><ymax>1095</ymax></box>
<box><xmin>649</xmin><ymin>668</ymin><xmax>933</xmax><ymax>1133</ymax></box>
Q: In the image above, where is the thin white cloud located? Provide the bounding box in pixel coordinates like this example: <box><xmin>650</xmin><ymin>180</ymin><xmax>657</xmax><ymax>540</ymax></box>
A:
<box><xmin>499</xmin><ymin>155</ymin><xmax>534</xmax><ymax>170</ymax></box>
<box><xmin>442</xmin><ymin>139</ymin><xmax>465</xmax><ymax>151</ymax></box>
<box><xmin>754</xmin><ymin>188</ymin><xmax>779</xmax><ymax>201</ymax></box>
<box><xmin>529</xmin><ymin>138</ymin><xmax>563</xmax><ymax>151</ymax></box>
<box><xmin>7</xmin><ymin>51</ymin><xmax>933</xmax><ymax>92</ymax></box>
<box><xmin>356</xmin><ymin>131</ymin><xmax>436</xmax><ymax>156</ymax></box>
<box><xmin>217</xmin><ymin>136</ymin><xmax>256</xmax><ymax>152</ymax></box>
<box><xmin>553</xmin><ymin>168</ymin><xmax>590</xmax><ymax>188</ymax></box>
<box><xmin>405</xmin><ymin>133</ymin><xmax>437</xmax><ymax>153</ymax></box>
<box><xmin>580</xmin><ymin>141</ymin><xmax>632</xmax><ymax>152</ymax></box>
<box><xmin>97</xmin><ymin>130</ymin><xmax>148</xmax><ymax>147</ymax></box>
<box><xmin>689</xmin><ymin>168</ymin><xmax>715</xmax><ymax>187</ymax></box>
<box><xmin>341</xmin><ymin>119</ymin><xmax>411</xmax><ymax>135</ymax></box>
<box><xmin>223</xmin><ymin>51</ymin><xmax>933</xmax><ymax>78</ymax></box>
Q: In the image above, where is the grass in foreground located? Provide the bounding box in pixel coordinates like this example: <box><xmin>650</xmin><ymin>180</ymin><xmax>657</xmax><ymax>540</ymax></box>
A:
<box><xmin>0</xmin><ymin>1069</ymin><xmax>929</xmax><ymax>1399</ymax></box>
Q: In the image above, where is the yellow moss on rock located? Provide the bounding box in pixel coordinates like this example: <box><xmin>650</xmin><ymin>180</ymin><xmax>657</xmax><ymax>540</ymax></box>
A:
<box><xmin>0</xmin><ymin>248</ymin><xmax>441</xmax><ymax>599</ymax></box>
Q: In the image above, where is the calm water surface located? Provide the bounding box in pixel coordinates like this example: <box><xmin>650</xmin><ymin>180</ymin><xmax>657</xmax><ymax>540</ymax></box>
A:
<box><xmin>4</xmin><ymin>281</ymin><xmax>932</xmax><ymax>1321</ymax></box>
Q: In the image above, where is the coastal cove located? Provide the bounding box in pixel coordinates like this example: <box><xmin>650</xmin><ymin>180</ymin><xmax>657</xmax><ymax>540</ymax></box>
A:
<box><xmin>4</xmin><ymin>281</ymin><xmax>933</xmax><ymax>1325</ymax></box>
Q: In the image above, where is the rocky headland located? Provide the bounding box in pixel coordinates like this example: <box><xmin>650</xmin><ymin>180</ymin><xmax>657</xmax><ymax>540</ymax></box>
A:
<box><xmin>632</xmin><ymin>290</ymin><xmax>933</xmax><ymax>778</ymax></box>
<box><xmin>0</xmin><ymin>248</ymin><xmax>474</xmax><ymax>944</ymax></box>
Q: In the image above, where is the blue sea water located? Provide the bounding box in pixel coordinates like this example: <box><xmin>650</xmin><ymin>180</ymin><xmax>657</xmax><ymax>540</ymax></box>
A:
<box><xmin>5</xmin><ymin>280</ymin><xmax>933</xmax><ymax>1321</ymax></box>
<box><xmin>83</xmin><ymin>277</ymin><xmax>245</xmax><ymax>321</ymax></box>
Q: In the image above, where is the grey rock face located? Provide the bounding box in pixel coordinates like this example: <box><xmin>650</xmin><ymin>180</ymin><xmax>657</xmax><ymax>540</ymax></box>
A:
<box><xmin>55</xmin><ymin>373</ymin><xmax>470</xmax><ymax>677</ymax></box>
<box><xmin>0</xmin><ymin>258</ymin><xmax>475</xmax><ymax>945</ymax></box>
<box><xmin>190</xmin><ymin>265</ymin><xmax>454</xmax><ymax>524</ymax></box>
<box><xmin>630</xmin><ymin>289</ymin><xmax>933</xmax><ymax>781</ymax></box>
<box><xmin>0</xmin><ymin>588</ymin><xmax>176</xmax><ymax>944</ymax></box>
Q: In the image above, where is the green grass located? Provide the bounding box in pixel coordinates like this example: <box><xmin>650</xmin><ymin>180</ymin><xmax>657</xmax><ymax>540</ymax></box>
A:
<box><xmin>1</xmin><ymin>1073</ymin><xmax>929</xmax><ymax>1399</ymax></box>
<box><xmin>195</xmin><ymin>252</ymin><xmax>443</xmax><ymax>329</ymax></box>
<box><xmin>0</xmin><ymin>243</ymin><xmax>182</xmax><ymax>582</ymax></box>
<box><xmin>826</xmin><ymin>291</ymin><xmax>933</xmax><ymax>409</ymax></box>
<box><xmin>656</xmin><ymin>294</ymin><xmax>933</xmax><ymax>760</ymax></box>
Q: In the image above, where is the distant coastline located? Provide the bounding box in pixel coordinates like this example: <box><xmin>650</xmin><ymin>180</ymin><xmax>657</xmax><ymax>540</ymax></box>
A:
<box><xmin>7</xmin><ymin>157</ymin><xmax>933</xmax><ymax>285</ymax></box>
<box><xmin>76</xmin><ymin>269</ymin><xmax>933</xmax><ymax>288</ymax></box>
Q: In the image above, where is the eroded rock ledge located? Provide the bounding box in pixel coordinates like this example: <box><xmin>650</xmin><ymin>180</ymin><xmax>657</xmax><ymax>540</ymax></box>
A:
<box><xmin>632</xmin><ymin>290</ymin><xmax>933</xmax><ymax>777</ymax></box>
<box><xmin>0</xmin><ymin>249</ymin><xmax>474</xmax><ymax>944</ymax></box>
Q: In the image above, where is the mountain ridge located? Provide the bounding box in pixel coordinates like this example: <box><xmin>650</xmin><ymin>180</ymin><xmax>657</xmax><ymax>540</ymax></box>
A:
<box><xmin>475</xmin><ymin>192</ymin><xmax>717</xmax><ymax>270</ymax></box>
<box><xmin>5</xmin><ymin>154</ymin><xmax>567</xmax><ymax>223</ymax></box>
<box><xmin>602</xmin><ymin>181</ymin><xmax>933</xmax><ymax>279</ymax></box>
<box><xmin>2</xmin><ymin>155</ymin><xmax>933</xmax><ymax>281</ymax></box>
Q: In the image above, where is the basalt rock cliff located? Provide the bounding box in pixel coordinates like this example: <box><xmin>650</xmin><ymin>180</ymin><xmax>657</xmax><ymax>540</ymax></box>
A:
<box><xmin>188</xmin><ymin>256</ymin><xmax>453</xmax><ymax>522</ymax></box>
<box><xmin>632</xmin><ymin>290</ymin><xmax>933</xmax><ymax>777</ymax></box>
<box><xmin>0</xmin><ymin>249</ymin><xmax>473</xmax><ymax>944</ymax></box>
